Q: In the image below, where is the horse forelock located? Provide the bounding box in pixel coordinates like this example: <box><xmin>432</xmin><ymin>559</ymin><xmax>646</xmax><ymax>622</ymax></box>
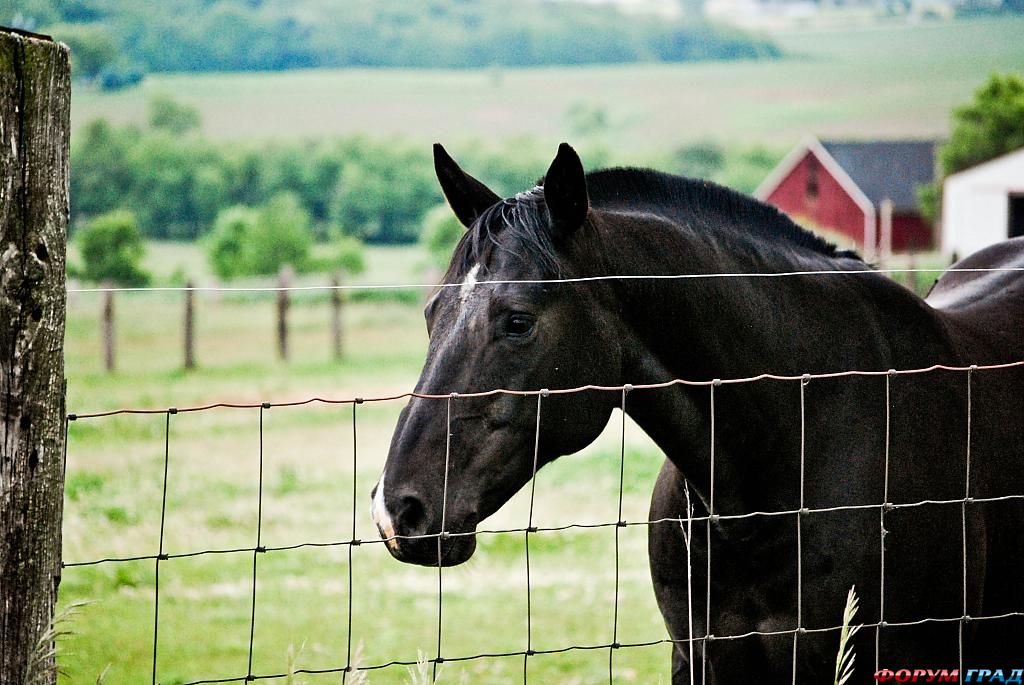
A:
<box><xmin>446</xmin><ymin>185</ymin><xmax>562</xmax><ymax>283</ymax></box>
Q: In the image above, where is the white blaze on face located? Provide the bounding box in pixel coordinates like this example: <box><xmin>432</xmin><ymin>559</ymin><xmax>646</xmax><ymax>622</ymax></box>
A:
<box><xmin>460</xmin><ymin>263</ymin><xmax>481</xmax><ymax>308</ymax></box>
<box><xmin>371</xmin><ymin>471</ymin><xmax>398</xmax><ymax>551</ymax></box>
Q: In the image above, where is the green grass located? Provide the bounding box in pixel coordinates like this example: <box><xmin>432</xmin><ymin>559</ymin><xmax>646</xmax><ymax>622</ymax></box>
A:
<box><xmin>58</xmin><ymin>244</ymin><xmax>673</xmax><ymax>684</ymax></box>
<box><xmin>70</xmin><ymin>17</ymin><xmax>1024</xmax><ymax>155</ymax></box>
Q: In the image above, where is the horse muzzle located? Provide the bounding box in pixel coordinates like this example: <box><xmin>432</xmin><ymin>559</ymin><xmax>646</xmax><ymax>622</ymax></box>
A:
<box><xmin>370</xmin><ymin>481</ymin><xmax>478</xmax><ymax>567</ymax></box>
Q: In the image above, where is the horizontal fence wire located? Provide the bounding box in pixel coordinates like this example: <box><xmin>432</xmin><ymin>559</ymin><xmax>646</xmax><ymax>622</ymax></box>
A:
<box><xmin>63</xmin><ymin>360</ymin><xmax>1024</xmax><ymax>420</ymax></box>
<box><xmin>62</xmin><ymin>265</ymin><xmax>1024</xmax><ymax>295</ymax></box>
<box><xmin>61</xmin><ymin>358</ymin><xmax>1024</xmax><ymax>683</ymax></box>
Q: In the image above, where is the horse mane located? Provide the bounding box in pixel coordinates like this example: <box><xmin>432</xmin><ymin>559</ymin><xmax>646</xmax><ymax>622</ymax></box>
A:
<box><xmin>586</xmin><ymin>167</ymin><xmax>853</xmax><ymax>259</ymax></box>
<box><xmin>449</xmin><ymin>166</ymin><xmax>859</xmax><ymax>279</ymax></box>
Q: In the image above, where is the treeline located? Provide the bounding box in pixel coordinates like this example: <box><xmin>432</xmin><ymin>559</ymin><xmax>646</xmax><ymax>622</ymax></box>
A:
<box><xmin>71</xmin><ymin>102</ymin><xmax>781</xmax><ymax>250</ymax></box>
<box><xmin>73</xmin><ymin>119</ymin><xmax>438</xmax><ymax>244</ymax></box>
<box><xmin>6</xmin><ymin>0</ymin><xmax>779</xmax><ymax>82</ymax></box>
<box><xmin>70</xmin><ymin>100</ymin><xmax>588</xmax><ymax>244</ymax></box>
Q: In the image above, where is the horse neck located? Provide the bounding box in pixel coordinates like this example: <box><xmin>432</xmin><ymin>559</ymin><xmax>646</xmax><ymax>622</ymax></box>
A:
<box><xmin>591</xmin><ymin>211</ymin><xmax>955</xmax><ymax>511</ymax></box>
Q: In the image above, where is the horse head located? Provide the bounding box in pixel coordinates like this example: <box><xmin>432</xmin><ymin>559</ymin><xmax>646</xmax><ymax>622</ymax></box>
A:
<box><xmin>371</xmin><ymin>144</ymin><xmax>623</xmax><ymax>566</ymax></box>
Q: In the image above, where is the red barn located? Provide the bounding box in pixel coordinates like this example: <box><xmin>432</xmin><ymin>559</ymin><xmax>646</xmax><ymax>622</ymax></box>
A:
<box><xmin>755</xmin><ymin>138</ymin><xmax>937</xmax><ymax>260</ymax></box>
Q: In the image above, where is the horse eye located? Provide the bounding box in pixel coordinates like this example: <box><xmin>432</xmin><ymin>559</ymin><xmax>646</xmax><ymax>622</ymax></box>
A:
<box><xmin>505</xmin><ymin>313</ymin><xmax>535</xmax><ymax>338</ymax></box>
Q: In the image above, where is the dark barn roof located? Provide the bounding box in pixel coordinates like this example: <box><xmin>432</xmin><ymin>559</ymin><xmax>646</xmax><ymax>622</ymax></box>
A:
<box><xmin>821</xmin><ymin>140</ymin><xmax>937</xmax><ymax>211</ymax></box>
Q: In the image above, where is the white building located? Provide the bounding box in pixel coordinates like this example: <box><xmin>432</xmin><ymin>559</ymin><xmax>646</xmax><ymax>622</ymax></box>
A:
<box><xmin>942</xmin><ymin>147</ymin><xmax>1024</xmax><ymax>258</ymax></box>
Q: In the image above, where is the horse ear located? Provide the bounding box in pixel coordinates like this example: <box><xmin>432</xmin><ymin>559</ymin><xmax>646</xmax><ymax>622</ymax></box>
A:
<box><xmin>543</xmin><ymin>143</ymin><xmax>589</xmax><ymax>236</ymax></box>
<box><xmin>434</xmin><ymin>143</ymin><xmax>501</xmax><ymax>228</ymax></box>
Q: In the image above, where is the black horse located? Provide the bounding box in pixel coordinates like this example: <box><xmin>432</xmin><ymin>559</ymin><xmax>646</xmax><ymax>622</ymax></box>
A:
<box><xmin>371</xmin><ymin>144</ymin><xmax>1024</xmax><ymax>682</ymax></box>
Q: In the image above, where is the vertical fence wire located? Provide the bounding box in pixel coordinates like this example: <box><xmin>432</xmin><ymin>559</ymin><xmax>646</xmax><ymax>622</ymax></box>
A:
<box><xmin>523</xmin><ymin>391</ymin><xmax>545</xmax><ymax>684</ymax></box>
<box><xmin>959</xmin><ymin>366</ymin><xmax>975</xmax><ymax>674</ymax></box>
<box><xmin>151</xmin><ymin>408</ymin><xmax>174</xmax><ymax>685</ymax></box>
<box><xmin>434</xmin><ymin>394</ymin><xmax>455</xmax><ymax>682</ymax></box>
<box><xmin>343</xmin><ymin>400</ymin><xmax>360</xmax><ymax>683</ymax></box>
<box><xmin>609</xmin><ymin>386</ymin><xmax>631</xmax><ymax>683</ymax></box>
<box><xmin>876</xmin><ymin>370</ymin><xmax>893</xmax><ymax>671</ymax></box>
<box><xmin>246</xmin><ymin>404</ymin><xmax>268</xmax><ymax>679</ymax></box>
<box><xmin>791</xmin><ymin>375</ymin><xmax>809</xmax><ymax>684</ymax></box>
<box><xmin>703</xmin><ymin>380</ymin><xmax>719</xmax><ymax>685</ymax></box>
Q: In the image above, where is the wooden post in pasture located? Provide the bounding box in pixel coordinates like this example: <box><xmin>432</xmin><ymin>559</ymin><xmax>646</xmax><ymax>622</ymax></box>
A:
<box><xmin>102</xmin><ymin>285</ymin><xmax>115</xmax><ymax>372</ymax></box>
<box><xmin>330</xmin><ymin>271</ymin><xmax>343</xmax><ymax>360</ymax></box>
<box><xmin>184</xmin><ymin>280</ymin><xmax>196</xmax><ymax>370</ymax></box>
<box><xmin>879</xmin><ymin>198</ymin><xmax>894</xmax><ymax>269</ymax></box>
<box><xmin>0</xmin><ymin>28</ymin><xmax>70</xmax><ymax>685</ymax></box>
<box><xmin>277</xmin><ymin>265</ymin><xmax>293</xmax><ymax>361</ymax></box>
<box><xmin>907</xmin><ymin>249</ymin><xmax>919</xmax><ymax>296</ymax></box>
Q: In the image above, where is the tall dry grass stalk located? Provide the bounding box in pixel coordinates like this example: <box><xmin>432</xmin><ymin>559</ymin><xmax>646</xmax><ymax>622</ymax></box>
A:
<box><xmin>679</xmin><ymin>483</ymin><xmax>696</xmax><ymax>685</ymax></box>
<box><xmin>24</xmin><ymin>601</ymin><xmax>93</xmax><ymax>685</ymax></box>
<box><xmin>833</xmin><ymin>586</ymin><xmax>862</xmax><ymax>685</ymax></box>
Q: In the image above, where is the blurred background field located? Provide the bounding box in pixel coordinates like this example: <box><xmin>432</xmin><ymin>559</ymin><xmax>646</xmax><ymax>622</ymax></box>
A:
<box><xmin>70</xmin><ymin>17</ymin><xmax>1024</xmax><ymax>151</ymax></box>
<box><xmin>11</xmin><ymin>0</ymin><xmax>1020</xmax><ymax>681</ymax></box>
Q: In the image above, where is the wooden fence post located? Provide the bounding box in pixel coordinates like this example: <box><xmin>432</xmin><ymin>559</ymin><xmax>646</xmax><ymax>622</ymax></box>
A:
<box><xmin>277</xmin><ymin>265</ymin><xmax>292</xmax><ymax>361</ymax></box>
<box><xmin>907</xmin><ymin>249</ymin><xmax>919</xmax><ymax>295</ymax></box>
<box><xmin>102</xmin><ymin>285</ymin><xmax>115</xmax><ymax>372</ymax></box>
<box><xmin>184</xmin><ymin>280</ymin><xmax>196</xmax><ymax>370</ymax></box>
<box><xmin>0</xmin><ymin>28</ymin><xmax>70</xmax><ymax>685</ymax></box>
<box><xmin>330</xmin><ymin>271</ymin><xmax>343</xmax><ymax>360</ymax></box>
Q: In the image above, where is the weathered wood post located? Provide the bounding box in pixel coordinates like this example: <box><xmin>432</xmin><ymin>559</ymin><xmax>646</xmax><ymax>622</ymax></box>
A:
<box><xmin>879</xmin><ymin>197</ymin><xmax>894</xmax><ymax>270</ymax></box>
<box><xmin>184</xmin><ymin>280</ymin><xmax>196</xmax><ymax>370</ymax></box>
<box><xmin>330</xmin><ymin>271</ymin><xmax>343</xmax><ymax>360</ymax></box>
<box><xmin>907</xmin><ymin>249</ymin><xmax>919</xmax><ymax>295</ymax></box>
<box><xmin>101</xmin><ymin>285</ymin><xmax>115</xmax><ymax>372</ymax></box>
<box><xmin>0</xmin><ymin>28</ymin><xmax>70</xmax><ymax>685</ymax></box>
<box><xmin>277</xmin><ymin>265</ymin><xmax>292</xmax><ymax>361</ymax></box>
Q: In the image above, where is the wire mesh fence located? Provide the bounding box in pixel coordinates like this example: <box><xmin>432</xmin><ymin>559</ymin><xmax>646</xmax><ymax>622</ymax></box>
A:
<box><xmin>60</xmin><ymin>358</ymin><xmax>1024</xmax><ymax>684</ymax></box>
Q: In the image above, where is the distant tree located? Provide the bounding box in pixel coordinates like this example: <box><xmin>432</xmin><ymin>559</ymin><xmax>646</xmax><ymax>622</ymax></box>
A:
<box><xmin>246</xmin><ymin>192</ymin><xmax>314</xmax><ymax>275</ymax></box>
<box><xmin>70</xmin><ymin>119</ymin><xmax>141</xmax><ymax>221</ymax></box>
<box><xmin>206</xmin><ymin>205</ymin><xmax>258</xmax><ymax>280</ymax></box>
<box><xmin>919</xmin><ymin>72</ymin><xmax>1024</xmax><ymax>222</ymax></box>
<box><xmin>127</xmin><ymin>132</ymin><xmax>220</xmax><ymax>239</ymax></box>
<box><xmin>331</xmin><ymin>143</ymin><xmax>440</xmax><ymax>244</ymax></box>
<box><xmin>76</xmin><ymin>210</ymin><xmax>151</xmax><ymax>286</ymax></box>
<box><xmin>673</xmin><ymin>140</ymin><xmax>725</xmax><ymax>180</ymax></box>
<box><xmin>310</xmin><ymin>230</ymin><xmax>367</xmax><ymax>276</ymax></box>
<box><xmin>97</xmin><ymin>62</ymin><xmax>144</xmax><ymax>91</ymax></box>
<box><xmin>420</xmin><ymin>204</ymin><xmax>463</xmax><ymax>270</ymax></box>
<box><xmin>43</xmin><ymin>22</ymin><xmax>118</xmax><ymax>80</ymax></box>
<box><xmin>149</xmin><ymin>95</ymin><xmax>201</xmax><ymax>135</ymax></box>
<box><xmin>206</xmin><ymin>194</ymin><xmax>315</xmax><ymax>278</ymax></box>
<box><xmin>718</xmin><ymin>145</ymin><xmax>782</xmax><ymax>194</ymax></box>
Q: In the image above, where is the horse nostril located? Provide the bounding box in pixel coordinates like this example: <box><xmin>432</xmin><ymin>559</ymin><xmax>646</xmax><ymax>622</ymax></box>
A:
<box><xmin>394</xmin><ymin>494</ymin><xmax>428</xmax><ymax>537</ymax></box>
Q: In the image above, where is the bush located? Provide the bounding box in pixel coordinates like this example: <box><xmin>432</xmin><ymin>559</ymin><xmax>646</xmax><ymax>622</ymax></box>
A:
<box><xmin>76</xmin><ymin>210</ymin><xmax>151</xmax><ymax>286</ymax></box>
<box><xmin>206</xmin><ymin>205</ymin><xmax>258</xmax><ymax>280</ymax></box>
<box><xmin>207</xmin><ymin>194</ymin><xmax>366</xmax><ymax>280</ymax></box>
<box><xmin>309</xmin><ymin>231</ymin><xmax>367</xmax><ymax>276</ymax></box>
<box><xmin>246</xmin><ymin>192</ymin><xmax>313</xmax><ymax>276</ymax></box>
<box><xmin>148</xmin><ymin>95</ymin><xmax>200</xmax><ymax>135</ymax></box>
<box><xmin>672</xmin><ymin>140</ymin><xmax>725</xmax><ymax>180</ymax></box>
<box><xmin>420</xmin><ymin>204</ymin><xmax>463</xmax><ymax>270</ymax></box>
<box><xmin>97</xmin><ymin>63</ymin><xmax>144</xmax><ymax>91</ymax></box>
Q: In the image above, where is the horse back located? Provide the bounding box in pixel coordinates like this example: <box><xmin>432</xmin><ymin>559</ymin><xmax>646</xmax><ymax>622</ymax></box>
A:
<box><xmin>926</xmin><ymin>237</ymin><xmax>1024</xmax><ymax>363</ymax></box>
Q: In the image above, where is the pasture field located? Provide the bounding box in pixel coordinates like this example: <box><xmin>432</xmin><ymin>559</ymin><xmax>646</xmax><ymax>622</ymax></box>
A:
<box><xmin>69</xmin><ymin>17</ymin><xmax>1024</xmax><ymax>155</ymax></box>
<box><xmin>58</xmin><ymin>245</ymin><xmax>674</xmax><ymax>684</ymax></box>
